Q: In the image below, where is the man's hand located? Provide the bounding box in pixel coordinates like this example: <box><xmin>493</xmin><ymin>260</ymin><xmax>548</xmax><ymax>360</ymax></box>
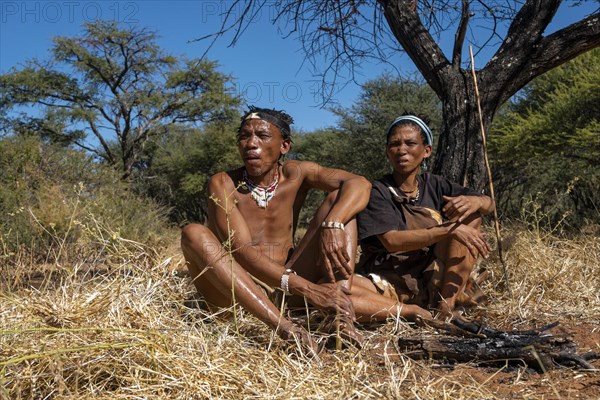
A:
<box><xmin>442</xmin><ymin>195</ymin><xmax>482</xmax><ymax>222</ymax></box>
<box><xmin>305</xmin><ymin>282</ymin><xmax>356</xmax><ymax>322</ymax></box>
<box><xmin>448</xmin><ymin>222</ymin><xmax>491</xmax><ymax>259</ymax></box>
<box><xmin>320</xmin><ymin>228</ymin><xmax>352</xmax><ymax>282</ymax></box>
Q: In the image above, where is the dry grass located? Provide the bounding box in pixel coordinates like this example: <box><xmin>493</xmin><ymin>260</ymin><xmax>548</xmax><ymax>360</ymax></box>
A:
<box><xmin>1</xmin><ymin>225</ymin><xmax>599</xmax><ymax>399</ymax></box>
<box><xmin>481</xmin><ymin>227</ymin><xmax>600</xmax><ymax>326</ymax></box>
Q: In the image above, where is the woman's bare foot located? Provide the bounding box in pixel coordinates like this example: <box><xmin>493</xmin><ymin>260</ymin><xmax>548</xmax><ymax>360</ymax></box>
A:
<box><xmin>400</xmin><ymin>304</ymin><xmax>433</xmax><ymax>326</ymax></box>
<box><xmin>433</xmin><ymin>301</ymin><xmax>468</xmax><ymax>323</ymax></box>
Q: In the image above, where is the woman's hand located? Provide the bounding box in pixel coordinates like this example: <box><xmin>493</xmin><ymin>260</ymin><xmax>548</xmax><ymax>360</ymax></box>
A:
<box><xmin>447</xmin><ymin>222</ymin><xmax>491</xmax><ymax>259</ymax></box>
<box><xmin>442</xmin><ymin>195</ymin><xmax>482</xmax><ymax>222</ymax></box>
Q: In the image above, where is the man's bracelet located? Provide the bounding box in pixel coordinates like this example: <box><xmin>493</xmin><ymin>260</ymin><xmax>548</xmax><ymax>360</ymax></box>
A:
<box><xmin>280</xmin><ymin>268</ymin><xmax>296</xmax><ymax>296</ymax></box>
<box><xmin>321</xmin><ymin>221</ymin><xmax>345</xmax><ymax>230</ymax></box>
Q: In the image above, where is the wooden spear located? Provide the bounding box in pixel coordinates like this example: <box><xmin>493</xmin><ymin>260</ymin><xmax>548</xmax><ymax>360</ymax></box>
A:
<box><xmin>468</xmin><ymin>46</ymin><xmax>512</xmax><ymax>297</ymax></box>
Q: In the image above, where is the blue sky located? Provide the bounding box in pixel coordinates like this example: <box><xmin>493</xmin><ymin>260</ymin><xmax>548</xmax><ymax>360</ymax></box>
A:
<box><xmin>1</xmin><ymin>0</ymin><xmax>597</xmax><ymax>132</ymax></box>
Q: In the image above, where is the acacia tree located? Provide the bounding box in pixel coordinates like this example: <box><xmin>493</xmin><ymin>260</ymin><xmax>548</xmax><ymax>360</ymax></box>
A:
<box><xmin>207</xmin><ymin>0</ymin><xmax>599</xmax><ymax>189</ymax></box>
<box><xmin>1</xmin><ymin>21</ymin><xmax>238</xmax><ymax>179</ymax></box>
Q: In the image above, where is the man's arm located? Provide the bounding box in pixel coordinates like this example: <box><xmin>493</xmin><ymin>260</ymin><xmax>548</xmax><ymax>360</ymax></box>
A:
<box><xmin>294</xmin><ymin>161</ymin><xmax>371</xmax><ymax>280</ymax></box>
<box><xmin>207</xmin><ymin>172</ymin><xmax>355</xmax><ymax>316</ymax></box>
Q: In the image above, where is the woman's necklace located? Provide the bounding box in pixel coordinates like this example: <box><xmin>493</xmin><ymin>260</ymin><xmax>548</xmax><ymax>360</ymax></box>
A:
<box><xmin>242</xmin><ymin>168</ymin><xmax>279</xmax><ymax>208</ymax></box>
<box><xmin>401</xmin><ymin>187</ymin><xmax>420</xmax><ymax>203</ymax></box>
<box><xmin>400</xmin><ymin>181</ymin><xmax>420</xmax><ymax>202</ymax></box>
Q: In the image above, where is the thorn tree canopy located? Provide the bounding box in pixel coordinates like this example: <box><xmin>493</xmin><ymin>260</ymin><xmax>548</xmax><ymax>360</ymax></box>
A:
<box><xmin>1</xmin><ymin>20</ymin><xmax>239</xmax><ymax>179</ymax></box>
<box><xmin>203</xmin><ymin>0</ymin><xmax>599</xmax><ymax>190</ymax></box>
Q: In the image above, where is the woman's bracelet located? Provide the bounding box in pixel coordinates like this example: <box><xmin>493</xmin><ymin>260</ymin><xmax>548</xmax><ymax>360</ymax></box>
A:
<box><xmin>321</xmin><ymin>221</ymin><xmax>345</xmax><ymax>230</ymax></box>
<box><xmin>280</xmin><ymin>268</ymin><xmax>296</xmax><ymax>296</ymax></box>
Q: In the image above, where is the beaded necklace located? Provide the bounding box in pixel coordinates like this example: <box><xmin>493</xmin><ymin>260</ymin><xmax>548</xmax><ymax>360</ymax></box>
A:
<box><xmin>389</xmin><ymin>179</ymin><xmax>420</xmax><ymax>206</ymax></box>
<box><xmin>242</xmin><ymin>168</ymin><xmax>279</xmax><ymax>208</ymax></box>
<box><xmin>409</xmin><ymin>187</ymin><xmax>420</xmax><ymax>205</ymax></box>
<box><xmin>400</xmin><ymin>180</ymin><xmax>420</xmax><ymax>204</ymax></box>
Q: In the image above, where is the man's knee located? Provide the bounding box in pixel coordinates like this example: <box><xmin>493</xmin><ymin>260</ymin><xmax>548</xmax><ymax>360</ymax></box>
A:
<box><xmin>181</xmin><ymin>224</ymin><xmax>221</xmax><ymax>257</ymax></box>
<box><xmin>181</xmin><ymin>223</ymin><xmax>207</xmax><ymax>247</ymax></box>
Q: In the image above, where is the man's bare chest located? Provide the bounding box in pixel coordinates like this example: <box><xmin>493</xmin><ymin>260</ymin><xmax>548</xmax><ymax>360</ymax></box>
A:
<box><xmin>236</xmin><ymin>190</ymin><xmax>294</xmax><ymax>224</ymax></box>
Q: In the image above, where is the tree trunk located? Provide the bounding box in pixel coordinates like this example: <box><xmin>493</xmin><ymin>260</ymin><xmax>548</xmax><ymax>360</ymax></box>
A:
<box><xmin>432</xmin><ymin>71</ymin><xmax>497</xmax><ymax>192</ymax></box>
<box><xmin>122</xmin><ymin>147</ymin><xmax>136</xmax><ymax>180</ymax></box>
<box><xmin>380</xmin><ymin>0</ymin><xmax>599</xmax><ymax>192</ymax></box>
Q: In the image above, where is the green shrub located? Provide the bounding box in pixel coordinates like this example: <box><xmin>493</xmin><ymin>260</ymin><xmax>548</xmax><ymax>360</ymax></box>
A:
<box><xmin>134</xmin><ymin>122</ymin><xmax>240</xmax><ymax>225</ymax></box>
<box><xmin>0</xmin><ymin>135</ymin><xmax>172</xmax><ymax>263</ymax></box>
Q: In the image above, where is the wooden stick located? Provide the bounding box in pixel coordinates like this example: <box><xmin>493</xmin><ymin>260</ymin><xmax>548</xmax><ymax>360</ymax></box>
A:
<box><xmin>468</xmin><ymin>46</ymin><xmax>512</xmax><ymax>297</ymax></box>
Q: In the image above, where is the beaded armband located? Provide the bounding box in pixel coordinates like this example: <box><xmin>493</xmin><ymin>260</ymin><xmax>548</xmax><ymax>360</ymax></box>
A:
<box><xmin>280</xmin><ymin>269</ymin><xmax>296</xmax><ymax>296</ymax></box>
<box><xmin>320</xmin><ymin>221</ymin><xmax>345</xmax><ymax>230</ymax></box>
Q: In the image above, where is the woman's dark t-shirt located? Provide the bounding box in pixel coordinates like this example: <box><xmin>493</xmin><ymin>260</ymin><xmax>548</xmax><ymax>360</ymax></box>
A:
<box><xmin>357</xmin><ymin>172</ymin><xmax>481</xmax><ymax>252</ymax></box>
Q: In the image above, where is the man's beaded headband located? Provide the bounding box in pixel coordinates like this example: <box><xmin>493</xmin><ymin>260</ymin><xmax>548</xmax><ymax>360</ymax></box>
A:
<box><xmin>244</xmin><ymin>111</ymin><xmax>291</xmax><ymax>139</ymax></box>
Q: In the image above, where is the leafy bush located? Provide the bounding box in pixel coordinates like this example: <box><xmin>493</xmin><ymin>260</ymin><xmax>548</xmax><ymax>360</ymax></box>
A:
<box><xmin>134</xmin><ymin>122</ymin><xmax>240</xmax><ymax>225</ymax></box>
<box><xmin>0</xmin><ymin>135</ymin><xmax>172</xmax><ymax>263</ymax></box>
<box><xmin>489</xmin><ymin>49</ymin><xmax>599</xmax><ymax>229</ymax></box>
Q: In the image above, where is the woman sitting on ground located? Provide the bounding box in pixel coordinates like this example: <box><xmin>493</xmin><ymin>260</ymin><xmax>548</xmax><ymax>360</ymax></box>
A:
<box><xmin>356</xmin><ymin>114</ymin><xmax>495</xmax><ymax>320</ymax></box>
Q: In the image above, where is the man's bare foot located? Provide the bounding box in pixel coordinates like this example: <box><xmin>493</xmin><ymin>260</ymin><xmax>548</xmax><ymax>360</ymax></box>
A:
<box><xmin>279</xmin><ymin>325</ymin><xmax>320</xmax><ymax>357</ymax></box>
<box><xmin>318</xmin><ymin>314</ymin><xmax>364</xmax><ymax>348</ymax></box>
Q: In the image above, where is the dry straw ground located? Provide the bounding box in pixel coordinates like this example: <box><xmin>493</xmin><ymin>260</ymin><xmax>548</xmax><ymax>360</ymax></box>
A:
<box><xmin>1</xmin><ymin>225</ymin><xmax>599</xmax><ymax>399</ymax></box>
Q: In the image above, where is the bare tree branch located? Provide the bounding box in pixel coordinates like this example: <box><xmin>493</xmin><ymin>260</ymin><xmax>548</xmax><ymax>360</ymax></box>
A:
<box><xmin>486</xmin><ymin>0</ymin><xmax>559</xmax><ymax>75</ymax></box>
<box><xmin>452</xmin><ymin>0</ymin><xmax>470</xmax><ymax>69</ymax></box>
<box><xmin>495</xmin><ymin>12</ymin><xmax>600</xmax><ymax>103</ymax></box>
<box><xmin>380</xmin><ymin>0</ymin><xmax>449</xmax><ymax>96</ymax></box>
